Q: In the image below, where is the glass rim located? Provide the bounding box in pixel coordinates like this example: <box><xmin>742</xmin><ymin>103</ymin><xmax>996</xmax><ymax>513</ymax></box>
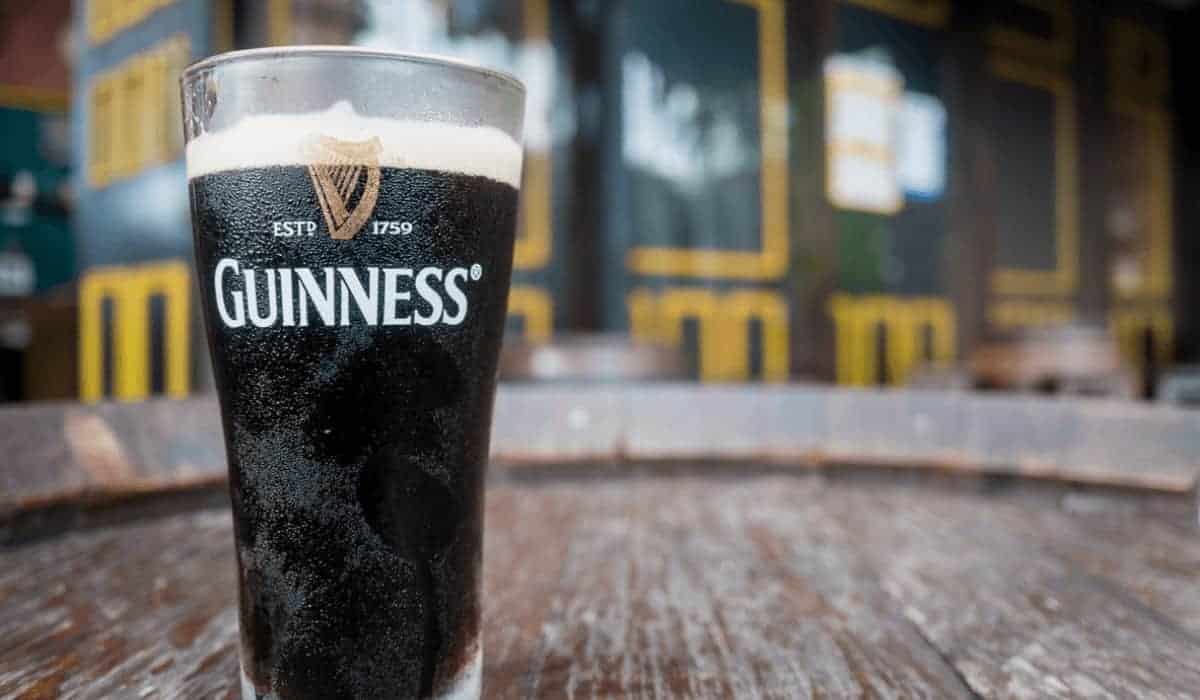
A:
<box><xmin>181</xmin><ymin>45</ymin><xmax>526</xmax><ymax>95</ymax></box>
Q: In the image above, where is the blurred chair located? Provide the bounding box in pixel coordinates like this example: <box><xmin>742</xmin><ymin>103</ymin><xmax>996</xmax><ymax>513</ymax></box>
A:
<box><xmin>499</xmin><ymin>333</ymin><xmax>688</xmax><ymax>383</ymax></box>
<box><xmin>970</xmin><ymin>325</ymin><xmax>1135</xmax><ymax>398</ymax></box>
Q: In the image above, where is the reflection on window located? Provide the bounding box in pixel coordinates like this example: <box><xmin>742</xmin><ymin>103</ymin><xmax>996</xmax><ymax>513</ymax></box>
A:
<box><xmin>620</xmin><ymin>51</ymin><xmax>760</xmax><ymax>249</ymax></box>
<box><xmin>621</xmin><ymin>52</ymin><xmax>755</xmax><ymax>194</ymax></box>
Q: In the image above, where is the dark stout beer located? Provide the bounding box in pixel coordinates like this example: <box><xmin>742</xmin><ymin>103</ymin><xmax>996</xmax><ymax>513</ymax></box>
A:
<box><xmin>187</xmin><ymin>106</ymin><xmax>521</xmax><ymax>699</ymax></box>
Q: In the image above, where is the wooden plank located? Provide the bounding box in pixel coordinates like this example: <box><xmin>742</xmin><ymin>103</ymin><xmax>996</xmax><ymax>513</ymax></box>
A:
<box><xmin>0</xmin><ymin>476</ymin><xmax>970</xmax><ymax>698</ymax></box>
<box><xmin>487</xmin><ymin>478</ymin><xmax>973</xmax><ymax>697</ymax></box>
<box><xmin>821</xmin><ymin>480</ymin><xmax>1200</xmax><ymax>698</ymax></box>
<box><xmin>479</xmin><ymin>484</ymin><xmax>584</xmax><ymax>699</ymax></box>
<box><xmin>729</xmin><ymin>485</ymin><xmax>978</xmax><ymax>697</ymax></box>
<box><xmin>0</xmin><ymin>510</ymin><xmax>239</xmax><ymax>699</ymax></box>
<box><xmin>0</xmin><ymin>398</ymin><xmax>224</xmax><ymax>516</ymax></box>
<box><xmin>959</xmin><ymin>488</ymin><xmax>1200</xmax><ymax>639</ymax></box>
<box><xmin>677</xmin><ymin>479</ymin><xmax>975</xmax><ymax>698</ymax></box>
<box><xmin>2</xmin><ymin>472</ymin><xmax>1197</xmax><ymax>698</ymax></box>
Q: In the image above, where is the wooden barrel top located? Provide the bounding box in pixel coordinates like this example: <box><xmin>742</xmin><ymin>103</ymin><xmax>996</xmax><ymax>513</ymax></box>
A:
<box><xmin>2</xmin><ymin>465</ymin><xmax>1198</xmax><ymax>698</ymax></box>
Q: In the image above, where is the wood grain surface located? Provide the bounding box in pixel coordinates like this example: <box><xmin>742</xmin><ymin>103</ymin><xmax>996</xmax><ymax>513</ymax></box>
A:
<box><xmin>2</xmin><ymin>469</ymin><xmax>1198</xmax><ymax>699</ymax></box>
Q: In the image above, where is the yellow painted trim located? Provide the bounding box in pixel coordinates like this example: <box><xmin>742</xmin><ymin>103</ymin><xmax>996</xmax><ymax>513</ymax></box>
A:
<box><xmin>724</xmin><ymin>290</ymin><xmax>790</xmax><ymax>382</ymax></box>
<box><xmin>986</xmin><ymin>0</ymin><xmax>1074</xmax><ymax>66</ymax></box>
<box><xmin>1110</xmin><ymin>306</ymin><xmax>1173</xmax><ymax>368</ymax></box>
<box><xmin>89</xmin><ymin>0</ymin><xmax>175</xmax><ymax>46</ymax></box>
<box><xmin>515</xmin><ymin>154</ymin><xmax>552</xmax><ymax>269</ymax></box>
<box><xmin>828</xmin><ymin>294</ymin><xmax>956</xmax><ymax>386</ymax></box>
<box><xmin>523</xmin><ymin>0</ymin><xmax>549</xmax><ymax>41</ymax></box>
<box><xmin>985</xmin><ymin>0</ymin><xmax>1079</xmax><ymax>298</ymax></box>
<box><xmin>628</xmin><ymin>287</ymin><xmax>790</xmax><ymax>382</ymax></box>
<box><xmin>144</xmin><ymin>52</ymin><xmax>166</xmax><ymax>168</ymax></box>
<box><xmin>1107</xmin><ymin>20</ymin><xmax>1172</xmax><ymax>302</ymax></box>
<box><xmin>508</xmin><ymin>0</ymin><xmax>554</xmax><ymax>341</ymax></box>
<box><xmin>508</xmin><ymin>0</ymin><xmax>555</xmax><ymax>350</ymax></box>
<box><xmin>829</xmin><ymin>295</ymin><xmax>870</xmax><ymax>385</ymax></box>
<box><xmin>512</xmin><ymin>0</ymin><xmax>553</xmax><ymax>271</ymax></box>
<box><xmin>87</xmin><ymin>35</ymin><xmax>190</xmax><ymax>188</ymax></box>
<box><xmin>1107</xmin><ymin>19</ymin><xmax>1168</xmax><ymax>102</ymax></box>
<box><xmin>88</xmin><ymin>0</ymin><xmax>110</xmax><ymax>45</ymax></box>
<box><xmin>88</xmin><ymin>75</ymin><xmax>115</xmax><ymax>187</ymax></box>
<box><xmin>508</xmin><ymin>286</ymin><xmax>554</xmax><ymax>343</ymax></box>
<box><xmin>986</xmin><ymin>58</ymin><xmax>1079</xmax><ymax>297</ymax></box>
<box><xmin>1108</xmin><ymin>105</ymin><xmax>1173</xmax><ymax>302</ymax></box>
<box><xmin>842</xmin><ymin>0</ymin><xmax>950</xmax><ymax>28</ymax></box>
<box><xmin>1144</xmin><ymin>109</ymin><xmax>1173</xmax><ymax>299</ymax></box>
<box><xmin>0</xmin><ymin>84</ymin><xmax>69</xmax><ymax>112</ymax></box>
<box><xmin>269</xmin><ymin>0</ymin><xmax>293</xmax><ymax>46</ymax></box>
<box><xmin>214</xmin><ymin>0</ymin><xmax>236</xmax><ymax>53</ymax></box>
<box><xmin>626</xmin><ymin>0</ymin><xmax>790</xmax><ymax>280</ymax></box>
<box><xmin>78</xmin><ymin>261</ymin><xmax>192</xmax><ymax>403</ymax></box>
<box><xmin>655</xmin><ymin>289</ymin><xmax>727</xmax><ymax>380</ymax></box>
<box><xmin>164</xmin><ymin>36</ymin><xmax>191</xmax><ymax>161</ymax></box>
<box><xmin>112</xmin><ymin>55</ymin><xmax>147</xmax><ymax>181</ymax></box>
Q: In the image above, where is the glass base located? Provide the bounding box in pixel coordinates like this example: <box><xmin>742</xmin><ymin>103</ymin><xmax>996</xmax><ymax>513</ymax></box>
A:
<box><xmin>240</xmin><ymin>646</ymin><xmax>483</xmax><ymax>700</ymax></box>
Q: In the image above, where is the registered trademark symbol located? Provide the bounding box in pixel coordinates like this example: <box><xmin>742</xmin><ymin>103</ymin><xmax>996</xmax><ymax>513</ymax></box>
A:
<box><xmin>470</xmin><ymin>264</ymin><xmax>483</xmax><ymax>281</ymax></box>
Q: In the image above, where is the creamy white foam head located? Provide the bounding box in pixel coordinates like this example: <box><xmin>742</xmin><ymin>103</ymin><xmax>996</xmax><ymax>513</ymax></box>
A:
<box><xmin>186</xmin><ymin>101</ymin><xmax>523</xmax><ymax>187</ymax></box>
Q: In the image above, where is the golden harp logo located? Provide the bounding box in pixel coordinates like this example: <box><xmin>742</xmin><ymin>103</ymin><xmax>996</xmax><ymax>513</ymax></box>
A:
<box><xmin>306</xmin><ymin>135</ymin><xmax>382</xmax><ymax>240</ymax></box>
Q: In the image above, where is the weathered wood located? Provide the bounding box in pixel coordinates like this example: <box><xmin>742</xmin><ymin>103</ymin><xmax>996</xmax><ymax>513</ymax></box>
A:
<box><xmin>977</xmin><ymin>489</ymin><xmax>1200</xmax><ymax>638</ymax></box>
<box><xmin>0</xmin><ymin>398</ymin><xmax>224</xmax><ymax>517</ymax></box>
<box><xmin>518</xmin><ymin>478</ymin><xmax>973</xmax><ymax>698</ymax></box>
<box><xmin>479</xmin><ymin>485</ymin><xmax>585</xmax><ymax>699</ymax></box>
<box><xmin>5</xmin><ymin>387</ymin><xmax>1200</xmax><ymax>519</ymax></box>
<box><xmin>823</xmin><ymin>481</ymin><xmax>1200</xmax><ymax>698</ymax></box>
<box><xmin>2</xmin><ymin>470</ymin><xmax>1198</xmax><ymax>698</ymax></box>
<box><xmin>0</xmin><ymin>511</ymin><xmax>239</xmax><ymax>699</ymax></box>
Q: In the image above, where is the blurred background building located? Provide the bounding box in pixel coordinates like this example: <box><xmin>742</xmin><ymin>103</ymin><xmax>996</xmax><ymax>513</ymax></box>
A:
<box><xmin>1</xmin><ymin>0</ymin><xmax>1197</xmax><ymax>402</ymax></box>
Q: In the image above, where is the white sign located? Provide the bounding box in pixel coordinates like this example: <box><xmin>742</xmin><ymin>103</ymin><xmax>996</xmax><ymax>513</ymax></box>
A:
<box><xmin>824</xmin><ymin>53</ymin><xmax>947</xmax><ymax>214</ymax></box>
<box><xmin>824</xmin><ymin>54</ymin><xmax>903</xmax><ymax>215</ymax></box>
<box><xmin>898</xmin><ymin>92</ymin><xmax>947</xmax><ymax>201</ymax></box>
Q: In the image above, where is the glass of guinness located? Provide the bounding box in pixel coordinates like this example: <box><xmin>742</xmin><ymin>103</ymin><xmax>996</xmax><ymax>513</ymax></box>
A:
<box><xmin>181</xmin><ymin>48</ymin><xmax>524</xmax><ymax>700</ymax></box>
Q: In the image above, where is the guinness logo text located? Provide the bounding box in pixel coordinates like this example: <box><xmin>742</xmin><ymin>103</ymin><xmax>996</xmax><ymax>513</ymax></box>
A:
<box><xmin>306</xmin><ymin>136</ymin><xmax>382</xmax><ymax>240</ymax></box>
<box><xmin>212</xmin><ymin>258</ymin><xmax>482</xmax><ymax>329</ymax></box>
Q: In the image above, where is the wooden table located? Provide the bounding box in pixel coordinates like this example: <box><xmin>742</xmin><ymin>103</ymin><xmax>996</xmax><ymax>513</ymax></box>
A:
<box><xmin>3</xmin><ymin>464</ymin><xmax>1198</xmax><ymax>699</ymax></box>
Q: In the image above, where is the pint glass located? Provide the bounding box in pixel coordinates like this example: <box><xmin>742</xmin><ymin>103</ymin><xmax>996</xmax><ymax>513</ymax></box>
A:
<box><xmin>181</xmin><ymin>48</ymin><xmax>524</xmax><ymax>699</ymax></box>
